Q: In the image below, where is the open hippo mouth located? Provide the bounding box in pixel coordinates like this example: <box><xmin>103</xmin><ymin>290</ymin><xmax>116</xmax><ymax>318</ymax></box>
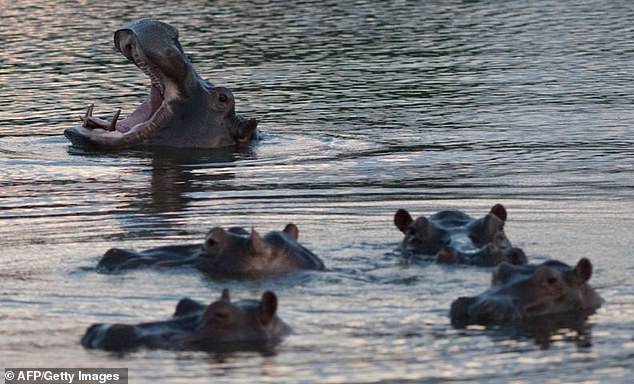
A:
<box><xmin>100</xmin><ymin>26</ymin><xmax>176</xmax><ymax>134</ymax></box>
<box><xmin>72</xmin><ymin>21</ymin><xmax>192</xmax><ymax>141</ymax></box>
<box><xmin>65</xmin><ymin>18</ymin><xmax>258</xmax><ymax>149</ymax></box>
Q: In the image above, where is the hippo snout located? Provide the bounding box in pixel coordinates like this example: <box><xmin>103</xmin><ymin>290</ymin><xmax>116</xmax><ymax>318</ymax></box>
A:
<box><xmin>508</xmin><ymin>247</ymin><xmax>527</xmax><ymax>265</ymax></box>
<box><xmin>97</xmin><ymin>248</ymin><xmax>132</xmax><ymax>272</ymax></box>
<box><xmin>450</xmin><ymin>297</ymin><xmax>477</xmax><ymax>327</ymax></box>
<box><xmin>81</xmin><ymin>323</ymin><xmax>140</xmax><ymax>351</ymax></box>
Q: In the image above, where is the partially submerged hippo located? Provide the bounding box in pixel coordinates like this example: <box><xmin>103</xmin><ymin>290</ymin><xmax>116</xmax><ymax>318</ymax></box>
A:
<box><xmin>450</xmin><ymin>258</ymin><xmax>603</xmax><ymax>328</ymax></box>
<box><xmin>65</xmin><ymin>19</ymin><xmax>257</xmax><ymax>149</ymax></box>
<box><xmin>81</xmin><ymin>289</ymin><xmax>290</xmax><ymax>352</ymax></box>
<box><xmin>97</xmin><ymin>223</ymin><xmax>325</xmax><ymax>278</ymax></box>
<box><xmin>394</xmin><ymin>204</ymin><xmax>527</xmax><ymax>266</ymax></box>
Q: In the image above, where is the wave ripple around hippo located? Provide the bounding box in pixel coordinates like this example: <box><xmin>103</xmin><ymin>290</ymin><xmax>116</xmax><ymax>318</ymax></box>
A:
<box><xmin>64</xmin><ymin>19</ymin><xmax>257</xmax><ymax>149</ymax></box>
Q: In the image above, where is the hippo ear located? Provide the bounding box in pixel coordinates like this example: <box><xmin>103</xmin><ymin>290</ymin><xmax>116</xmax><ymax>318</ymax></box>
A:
<box><xmin>394</xmin><ymin>209</ymin><xmax>414</xmax><ymax>233</ymax></box>
<box><xmin>248</xmin><ymin>229</ymin><xmax>268</xmax><ymax>255</ymax></box>
<box><xmin>574</xmin><ymin>258</ymin><xmax>593</xmax><ymax>283</ymax></box>
<box><xmin>489</xmin><ymin>204</ymin><xmax>507</xmax><ymax>222</ymax></box>
<box><xmin>482</xmin><ymin>214</ymin><xmax>504</xmax><ymax>237</ymax></box>
<box><xmin>283</xmin><ymin>223</ymin><xmax>299</xmax><ymax>240</ymax></box>
<box><xmin>220</xmin><ymin>288</ymin><xmax>231</xmax><ymax>302</ymax></box>
<box><xmin>258</xmin><ymin>291</ymin><xmax>278</xmax><ymax>325</ymax></box>
<box><xmin>209</xmin><ymin>87</ymin><xmax>235</xmax><ymax>113</ymax></box>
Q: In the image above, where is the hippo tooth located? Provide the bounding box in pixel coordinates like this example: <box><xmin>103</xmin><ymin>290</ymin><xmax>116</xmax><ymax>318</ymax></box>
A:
<box><xmin>79</xmin><ymin>104</ymin><xmax>95</xmax><ymax>126</ymax></box>
<box><xmin>110</xmin><ymin>109</ymin><xmax>121</xmax><ymax>130</ymax></box>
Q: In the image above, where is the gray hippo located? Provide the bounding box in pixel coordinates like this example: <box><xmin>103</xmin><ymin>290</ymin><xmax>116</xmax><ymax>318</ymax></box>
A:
<box><xmin>450</xmin><ymin>258</ymin><xmax>603</xmax><ymax>328</ymax></box>
<box><xmin>97</xmin><ymin>223</ymin><xmax>325</xmax><ymax>278</ymax></box>
<box><xmin>81</xmin><ymin>289</ymin><xmax>291</xmax><ymax>352</ymax></box>
<box><xmin>65</xmin><ymin>19</ymin><xmax>257</xmax><ymax>149</ymax></box>
<box><xmin>394</xmin><ymin>204</ymin><xmax>527</xmax><ymax>266</ymax></box>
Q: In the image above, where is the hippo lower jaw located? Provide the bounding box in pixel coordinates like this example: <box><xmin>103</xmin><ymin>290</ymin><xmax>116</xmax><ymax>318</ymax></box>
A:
<box><xmin>65</xmin><ymin>87</ymin><xmax>173</xmax><ymax>149</ymax></box>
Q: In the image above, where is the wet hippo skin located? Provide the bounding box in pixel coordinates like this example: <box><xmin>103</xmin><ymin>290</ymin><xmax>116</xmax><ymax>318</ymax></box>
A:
<box><xmin>450</xmin><ymin>258</ymin><xmax>603</xmax><ymax>327</ymax></box>
<box><xmin>394</xmin><ymin>204</ymin><xmax>527</xmax><ymax>266</ymax></box>
<box><xmin>65</xmin><ymin>19</ymin><xmax>257</xmax><ymax>149</ymax></box>
<box><xmin>81</xmin><ymin>289</ymin><xmax>291</xmax><ymax>352</ymax></box>
<box><xmin>97</xmin><ymin>223</ymin><xmax>325</xmax><ymax>278</ymax></box>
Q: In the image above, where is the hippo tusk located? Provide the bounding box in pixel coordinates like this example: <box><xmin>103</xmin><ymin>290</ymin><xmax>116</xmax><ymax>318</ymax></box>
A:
<box><xmin>86</xmin><ymin>104</ymin><xmax>94</xmax><ymax>118</ymax></box>
<box><xmin>79</xmin><ymin>104</ymin><xmax>95</xmax><ymax>126</ymax></box>
<box><xmin>110</xmin><ymin>109</ymin><xmax>121</xmax><ymax>131</ymax></box>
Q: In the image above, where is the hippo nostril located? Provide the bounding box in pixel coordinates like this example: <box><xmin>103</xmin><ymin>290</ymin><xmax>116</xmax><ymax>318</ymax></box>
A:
<box><xmin>216</xmin><ymin>312</ymin><xmax>229</xmax><ymax>319</ymax></box>
<box><xmin>547</xmin><ymin>277</ymin><xmax>558</xmax><ymax>285</ymax></box>
<box><xmin>124</xmin><ymin>44</ymin><xmax>134</xmax><ymax>56</ymax></box>
<box><xmin>508</xmin><ymin>248</ymin><xmax>527</xmax><ymax>265</ymax></box>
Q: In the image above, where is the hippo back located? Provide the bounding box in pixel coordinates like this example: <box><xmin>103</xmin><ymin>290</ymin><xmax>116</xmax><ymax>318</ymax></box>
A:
<box><xmin>263</xmin><ymin>231</ymin><xmax>325</xmax><ymax>271</ymax></box>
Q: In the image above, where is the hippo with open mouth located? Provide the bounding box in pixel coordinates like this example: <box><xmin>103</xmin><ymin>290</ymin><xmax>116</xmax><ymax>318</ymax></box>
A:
<box><xmin>450</xmin><ymin>258</ymin><xmax>603</xmax><ymax>328</ymax></box>
<box><xmin>97</xmin><ymin>223</ymin><xmax>325</xmax><ymax>278</ymax></box>
<box><xmin>81</xmin><ymin>289</ymin><xmax>291</xmax><ymax>352</ymax></box>
<box><xmin>64</xmin><ymin>19</ymin><xmax>257</xmax><ymax>149</ymax></box>
<box><xmin>393</xmin><ymin>204</ymin><xmax>527</xmax><ymax>266</ymax></box>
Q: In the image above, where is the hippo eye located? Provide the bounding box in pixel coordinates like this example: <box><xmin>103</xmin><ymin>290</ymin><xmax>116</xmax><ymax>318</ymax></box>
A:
<box><xmin>206</xmin><ymin>238</ymin><xmax>217</xmax><ymax>247</ymax></box>
<box><xmin>546</xmin><ymin>277</ymin><xmax>558</xmax><ymax>285</ymax></box>
<box><xmin>219</xmin><ymin>94</ymin><xmax>228</xmax><ymax>103</ymax></box>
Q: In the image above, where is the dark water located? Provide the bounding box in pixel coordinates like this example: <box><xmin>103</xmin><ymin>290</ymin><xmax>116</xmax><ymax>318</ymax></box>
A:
<box><xmin>1</xmin><ymin>1</ymin><xmax>633</xmax><ymax>382</ymax></box>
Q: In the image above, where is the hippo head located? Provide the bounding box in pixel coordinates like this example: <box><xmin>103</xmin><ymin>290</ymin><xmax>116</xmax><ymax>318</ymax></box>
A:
<box><xmin>182</xmin><ymin>289</ymin><xmax>291</xmax><ymax>349</ymax></box>
<box><xmin>81</xmin><ymin>289</ymin><xmax>291</xmax><ymax>352</ymax></box>
<box><xmin>197</xmin><ymin>224</ymin><xmax>303</xmax><ymax>278</ymax></box>
<box><xmin>450</xmin><ymin>258</ymin><xmax>603</xmax><ymax>327</ymax></box>
<box><xmin>394</xmin><ymin>204</ymin><xmax>527</xmax><ymax>266</ymax></box>
<box><xmin>65</xmin><ymin>19</ymin><xmax>257</xmax><ymax>149</ymax></box>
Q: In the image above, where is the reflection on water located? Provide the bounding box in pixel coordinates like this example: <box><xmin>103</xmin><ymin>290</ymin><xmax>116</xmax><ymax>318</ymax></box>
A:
<box><xmin>80</xmin><ymin>147</ymin><xmax>253</xmax><ymax>238</ymax></box>
<box><xmin>467</xmin><ymin>311</ymin><xmax>596</xmax><ymax>351</ymax></box>
<box><xmin>1</xmin><ymin>0</ymin><xmax>634</xmax><ymax>383</ymax></box>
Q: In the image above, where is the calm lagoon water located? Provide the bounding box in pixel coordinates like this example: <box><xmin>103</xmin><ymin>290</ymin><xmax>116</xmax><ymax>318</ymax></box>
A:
<box><xmin>1</xmin><ymin>1</ymin><xmax>633</xmax><ymax>382</ymax></box>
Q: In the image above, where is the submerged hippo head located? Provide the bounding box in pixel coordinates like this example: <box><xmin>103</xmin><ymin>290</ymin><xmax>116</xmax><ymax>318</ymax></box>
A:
<box><xmin>450</xmin><ymin>258</ymin><xmax>603</xmax><ymax>327</ymax></box>
<box><xmin>394</xmin><ymin>204</ymin><xmax>527</xmax><ymax>266</ymax></box>
<box><xmin>95</xmin><ymin>223</ymin><xmax>325</xmax><ymax>278</ymax></box>
<box><xmin>81</xmin><ymin>289</ymin><xmax>291</xmax><ymax>352</ymax></box>
<box><xmin>198</xmin><ymin>224</ymin><xmax>325</xmax><ymax>277</ymax></box>
<box><xmin>65</xmin><ymin>19</ymin><xmax>257</xmax><ymax>149</ymax></box>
